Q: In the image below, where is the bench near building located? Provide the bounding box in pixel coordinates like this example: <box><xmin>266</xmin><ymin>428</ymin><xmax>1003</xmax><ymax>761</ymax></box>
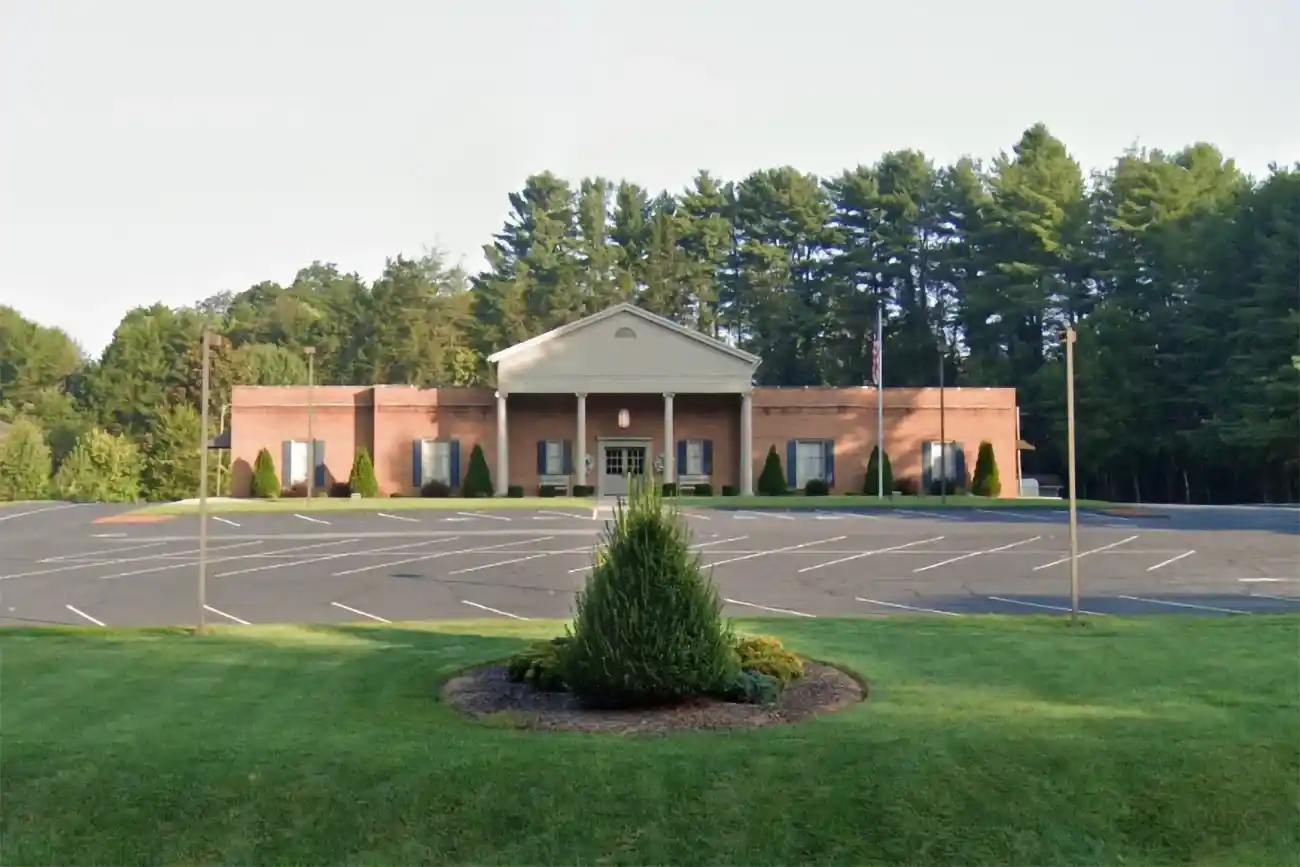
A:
<box><xmin>226</xmin><ymin>304</ymin><xmax>1022</xmax><ymax>498</ymax></box>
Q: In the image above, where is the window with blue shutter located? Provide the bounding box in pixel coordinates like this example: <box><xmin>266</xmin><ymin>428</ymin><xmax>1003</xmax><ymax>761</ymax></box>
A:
<box><xmin>562</xmin><ymin>440</ymin><xmax>573</xmax><ymax>474</ymax></box>
<box><xmin>822</xmin><ymin>440</ymin><xmax>835</xmax><ymax>488</ymax></box>
<box><xmin>702</xmin><ymin>439</ymin><xmax>714</xmax><ymax>475</ymax></box>
<box><xmin>281</xmin><ymin>440</ymin><xmax>292</xmax><ymax>490</ymax></box>
<box><xmin>313</xmin><ymin>440</ymin><xmax>326</xmax><ymax>488</ymax></box>
<box><xmin>449</xmin><ymin>440</ymin><xmax>462</xmax><ymax>489</ymax></box>
<box><xmin>921</xmin><ymin>442</ymin><xmax>933</xmax><ymax>491</ymax></box>
<box><xmin>676</xmin><ymin>440</ymin><xmax>687</xmax><ymax>475</ymax></box>
<box><xmin>536</xmin><ymin>440</ymin><xmax>547</xmax><ymax>474</ymax></box>
<box><xmin>786</xmin><ymin>441</ymin><xmax>797</xmax><ymax>491</ymax></box>
<box><xmin>412</xmin><ymin>440</ymin><xmax>423</xmax><ymax>488</ymax></box>
<box><xmin>954</xmin><ymin>444</ymin><xmax>967</xmax><ymax>488</ymax></box>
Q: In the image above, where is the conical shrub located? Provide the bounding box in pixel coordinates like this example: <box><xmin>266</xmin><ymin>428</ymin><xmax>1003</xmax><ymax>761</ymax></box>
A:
<box><xmin>348</xmin><ymin>448</ymin><xmax>380</xmax><ymax>497</ymax></box>
<box><xmin>864</xmin><ymin>445</ymin><xmax>893</xmax><ymax>496</ymax></box>
<box><xmin>971</xmin><ymin>440</ymin><xmax>1001</xmax><ymax>497</ymax></box>
<box><xmin>562</xmin><ymin>477</ymin><xmax>737</xmax><ymax>708</ymax></box>
<box><xmin>251</xmin><ymin>448</ymin><xmax>279</xmax><ymax>498</ymax></box>
<box><xmin>461</xmin><ymin>443</ymin><xmax>493</xmax><ymax>497</ymax></box>
<box><xmin>757</xmin><ymin>445</ymin><xmax>786</xmax><ymax>496</ymax></box>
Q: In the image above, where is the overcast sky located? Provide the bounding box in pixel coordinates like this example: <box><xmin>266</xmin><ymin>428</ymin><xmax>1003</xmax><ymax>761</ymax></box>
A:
<box><xmin>2</xmin><ymin>0</ymin><xmax>1296</xmax><ymax>358</ymax></box>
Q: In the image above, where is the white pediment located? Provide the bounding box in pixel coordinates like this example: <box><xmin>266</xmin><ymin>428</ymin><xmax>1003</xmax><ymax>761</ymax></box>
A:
<box><xmin>489</xmin><ymin>304</ymin><xmax>760</xmax><ymax>394</ymax></box>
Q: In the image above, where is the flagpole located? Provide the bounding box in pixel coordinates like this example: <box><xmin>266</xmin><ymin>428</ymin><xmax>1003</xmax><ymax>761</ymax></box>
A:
<box><xmin>876</xmin><ymin>306</ymin><xmax>885</xmax><ymax>498</ymax></box>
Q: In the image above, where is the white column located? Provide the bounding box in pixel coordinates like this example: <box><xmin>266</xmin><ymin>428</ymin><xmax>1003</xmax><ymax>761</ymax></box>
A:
<box><xmin>495</xmin><ymin>391</ymin><xmax>508</xmax><ymax>496</ymax></box>
<box><xmin>575</xmin><ymin>392</ymin><xmax>587</xmax><ymax>490</ymax></box>
<box><xmin>740</xmin><ymin>391</ymin><xmax>754</xmax><ymax>496</ymax></box>
<box><xmin>663</xmin><ymin>392</ymin><xmax>675</xmax><ymax>485</ymax></box>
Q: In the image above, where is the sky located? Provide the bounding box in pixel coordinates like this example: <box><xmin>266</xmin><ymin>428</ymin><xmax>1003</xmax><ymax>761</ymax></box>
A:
<box><xmin>1</xmin><ymin>0</ymin><xmax>1297</xmax><ymax>359</ymax></box>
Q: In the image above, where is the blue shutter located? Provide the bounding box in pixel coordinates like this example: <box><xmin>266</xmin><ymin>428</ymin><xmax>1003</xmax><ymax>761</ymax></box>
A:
<box><xmin>702</xmin><ymin>440</ymin><xmax>713</xmax><ymax>475</ymax></box>
<box><xmin>676</xmin><ymin>440</ymin><xmax>687</xmax><ymax>475</ymax></box>
<box><xmin>823</xmin><ymin>440</ymin><xmax>835</xmax><ymax>489</ymax></box>
<box><xmin>536</xmin><ymin>440</ymin><xmax>547</xmax><ymax>474</ymax></box>
<box><xmin>562</xmin><ymin>440</ymin><xmax>573</xmax><ymax>474</ymax></box>
<box><xmin>954</xmin><ymin>444</ymin><xmax>967</xmax><ymax>489</ymax></box>
<box><xmin>314</xmin><ymin>440</ymin><xmax>326</xmax><ymax>489</ymax></box>
<box><xmin>412</xmin><ymin>440</ymin><xmax>423</xmax><ymax>488</ymax></box>
<box><xmin>450</xmin><ymin>440</ymin><xmax>462</xmax><ymax>489</ymax></box>
<box><xmin>281</xmin><ymin>441</ymin><xmax>292</xmax><ymax>489</ymax></box>
<box><xmin>921</xmin><ymin>442</ymin><xmax>933</xmax><ymax>491</ymax></box>
<box><xmin>786</xmin><ymin>440</ymin><xmax>797</xmax><ymax>491</ymax></box>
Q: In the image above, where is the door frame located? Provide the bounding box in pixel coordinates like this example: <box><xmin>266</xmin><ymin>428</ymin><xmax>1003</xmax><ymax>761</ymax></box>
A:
<box><xmin>596</xmin><ymin>437</ymin><xmax>653</xmax><ymax>498</ymax></box>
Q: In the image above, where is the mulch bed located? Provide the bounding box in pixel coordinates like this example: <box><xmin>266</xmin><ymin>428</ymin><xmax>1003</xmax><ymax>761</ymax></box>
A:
<box><xmin>441</xmin><ymin>661</ymin><xmax>866</xmax><ymax>734</ymax></box>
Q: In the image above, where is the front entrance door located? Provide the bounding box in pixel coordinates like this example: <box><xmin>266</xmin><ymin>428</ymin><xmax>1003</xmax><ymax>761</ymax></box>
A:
<box><xmin>599</xmin><ymin>442</ymin><xmax>648</xmax><ymax>497</ymax></box>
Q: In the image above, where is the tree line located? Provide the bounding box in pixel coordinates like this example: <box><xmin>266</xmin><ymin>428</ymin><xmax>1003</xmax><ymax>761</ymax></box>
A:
<box><xmin>1</xmin><ymin>123</ymin><xmax>1296</xmax><ymax>503</ymax></box>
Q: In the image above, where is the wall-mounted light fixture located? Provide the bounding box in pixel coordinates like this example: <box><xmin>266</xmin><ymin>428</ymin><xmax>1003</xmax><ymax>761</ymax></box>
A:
<box><xmin>617</xmin><ymin>409</ymin><xmax>630</xmax><ymax>429</ymax></box>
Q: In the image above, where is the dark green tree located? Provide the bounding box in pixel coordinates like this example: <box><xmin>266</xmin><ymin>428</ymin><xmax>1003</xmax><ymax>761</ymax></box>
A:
<box><xmin>251</xmin><ymin>448</ymin><xmax>280</xmax><ymax>499</ymax></box>
<box><xmin>461</xmin><ymin>444</ymin><xmax>493</xmax><ymax>498</ymax></box>
<box><xmin>863</xmin><ymin>445</ymin><xmax>894</xmax><ymax>496</ymax></box>
<box><xmin>348</xmin><ymin>448</ymin><xmax>380</xmax><ymax>497</ymax></box>
<box><xmin>757</xmin><ymin>445</ymin><xmax>786</xmax><ymax>496</ymax></box>
<box><xmin>970</xmin><ymin>441</ymin><xmax>1001</xmax><ymax>497</ymax></box>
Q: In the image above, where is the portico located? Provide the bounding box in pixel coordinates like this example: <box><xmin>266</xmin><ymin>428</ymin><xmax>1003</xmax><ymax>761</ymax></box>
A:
<box><xmin>486</xmin><ymin>304</ymin><xmax>760</xmax><ymax>497</ymax></box>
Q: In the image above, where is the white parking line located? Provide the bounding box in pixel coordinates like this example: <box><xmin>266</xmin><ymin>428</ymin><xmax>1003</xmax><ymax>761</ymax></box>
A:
<box><xmin>448</xmin><ymin>549</ymin><xmax>584</xmax><ymax>575</ymax></box>
<box><xmin>986</xmin><ymin>595</ymin><xmax>1110</xmax><ymax>616</ymax></box>
<box><xmin>332</xmin><ymin>537</ymin><xmax>553</xmax><ymax>576</ymax></box>
<box><xmin>1032</xmin><ymin>535</ymin><xmax>1139</xmax><ymax>571</ymax></box>
<box><xmin>565</xmin><ymin>535</ymin><xmax>750</xmax><ymax>574</ymax></box>
<box><xmin>799</xmin><ymin>536</ymin><xmax>946</xmax><ymax>574</ymax></box>
<box><xmin>65</xmin><ymin>604</ymin><xmax>106</xmax><ymax>626</ymax></box>
<box><xmin>1247</xmin><ymin>593</ymin><xmax>1300</xmax><ymax>603</ymax></box>
<box><xmin>737</xmin><ymin>511</ymin><xmax>794</xmax><ymax>520</ymax></box>
<box><xmin>1118</xmin><ymin>595</ymin><xmax>1249</xmax><ymax>615</ymax></box>
<box><xmin>331</xmin><ymin>601</ymin><xmax>392</xmax><ymax>623</ymax></box>
<box><xmin>681</xmin><ymin>511</ymin><xmax>712</xmax><ymax>521</ymax></box>
<box><xmin>724</xmin><ymin>598</ymin><xmax>815</xmax><ymax>618</ymax></box>
<box><xmin>1238</xmin><ymin>577</ymin><xmax>1299</xmax><ymax>583</ymax></box>
<box><xmin>539</xmin><ymin>510</ymin><xmax>583</xmax><ymax>519</ymax></box>
<box><xmin>0</xmin><ymin>503</ymin><xmax>79</xmax><ymax>522</ymax></box>
<box><xmin>215</xmin><ymin>538</ymin><xmax>452</xmax><ymax>577</ymax></box>
<box><xmin>213</xmin><ymin>516</ymin><xmax>241</xmax><ymax>527</ymax></box>
<box><xmin>978</xmin><ymin>508</ymin><xmax>1057</xmax><ymax>522</ymax></box>
<box><xmin>204</xmin><ymin>604</ymin><xmax>251</xmax><ymax>625</ymax></box>
<box><xmin>294</xmin><ymin>514</ymin><xmax>330</xmax><ymax>525</ymax></box>
<box><xmin>709</xmin><ymin>536</ymin><xmax>847</xmax><ymax>568</ymax></box>
<box><xmin>461</xmin><ymin>600</ymin><xmax>529</xmax><ymax>620</ymax></box>
<box><xmin>378</xmin><ymin>513</ymin><xmax>420</xmax><ymax>523</ymax></box>
<box><xmin>466</xmin><ymin>512</ymin><xmax>511</xmax><ymax>521</ymax></box>
<box><xmin>1146</xmin><ymin>550</ymin><xmax>1195</xmax><ymax>572</ymax></box>
<box><xmin>42</xmin><ymin>540</ymin><xmax>174</xmax><ymax>562</ymax></box>
<box><xmin>96</xmin><ymin>541</ymin><xmax>338</xmax><ymax>581</ymax></box>
<box><xmin>912</xmin><ymin>536</ymin><xmax>1043</xmax><ymax>573</ymax></box>
<box><xmin>91</xmin><ymin>532</ymin><xmax>127</xmax><ymax>538</ymax></box>
<box><xmin>6</xmin><ymin>541</ymin><xmax>265</xmax><ymax>580</ymax></box>
<box><xmin>855</xmin><ymin>597</ymin><xmax>961</xmax><ymax>616</ymax></box>
<box><xmin>816</xmin><ymin>511</ymin><xmax>881</xmax><ymax>521</ymax></box>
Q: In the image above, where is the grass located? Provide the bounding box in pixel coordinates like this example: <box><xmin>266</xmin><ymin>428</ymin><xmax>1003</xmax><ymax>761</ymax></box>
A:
<box><xmin>128</xmin><ymin>493</ymin><xmax>1116</xmax><ymax>516</ymax></box>
<box><xmin>3</xmin><ymin>617</ymin><xmax>1296</xmax><ymax>865</ymax></box>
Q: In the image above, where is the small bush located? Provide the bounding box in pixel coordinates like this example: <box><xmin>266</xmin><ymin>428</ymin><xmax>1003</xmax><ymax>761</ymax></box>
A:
<box><xmin>507</xmin><ymin>484</ymin><xmax>525</xmax><ymax>498</ymax></box>
<box><xmin>718</xmin><ymin>670</ymin><xmax>782</xmax><ymax>705</ymax></box>
<box><xmin>0</xmin><ymin>417</ymin><xmax>52</xmax><ymax>501</ymax></box>
<box><xmin>804</xmin><ymin>478</ymin><xmax>829</xmax><ymax>497</ymax></box>
<box><xmin>505</xmin><ymin>637</ymin><xmax>571</xmax><ymax>692</ymax></box>
<box><xmin>694</xmin><ymin>482</ymin><xmax>714</xmax><ymax>496</ymax></box>
<box><xmin>562</xmin><ymin>477</ymin><xmax>737</xmax><ymax>708</ymax></box>
<box><xmin>420</xmin><ymin>479</ymin><xmax>452</xmax><ymax>498</ymax></box>
<box><xmin>328</xmin><ymin>481</ymin><xmax>352</xmax><ymax>498</ymax></box>
<box><xmin>251</xmin><ymin>448</ymin><xmax>279</xmax><ymax>499</ymax></box>
<box><xmin>662</xmin><ymin>482</ymin><xmax>678</xmax><ymax>497</ymax></box>
<box><xmin>573</xmin><ymin>484</ymin><xmax>594</xmax><ymax>496</ymax></box>
<box><xmin>895</xmin><ymin>475</ymin><xmax>920</xmax><ymax>496</ymax></box>
<box><xmin>282</xmin><ymin>481</ymin><xmax>308</xmax><ymax>498</ymax></box>
<box><xmin>348</xmin><ymin>447</ymin><xmax>380</xmax><ymax>498</ymax></box>
<box><xmin>757</xmin><ymin>446</ymin><xmax>786</xmax><ymax>496</ymax></box>
<box><xmin>721</xmin><ymin>485</ymin><xmax>739</xmax><ymax>497</ymax></box>
<box><xmin>539</xmin><ymin>484</ymin><xmax>558</xmax><ymax>498</ymax></box>
<box><xmin>929</xmin><ymin>478</ymin><xmax>965</xmax><ymax>496</ymax></box>
<box><xmin>863</xmin><ymin>445</ymin><xmax>894</xmax><ymax>496</ymax></box>
<box><xmin>461</xmin><ymin>444</ymin><xmax>493</xmax><ymax>498</ymax></box>
<box><xmin>733</xmin><ymin>635</ymin><xmax>804</xmax><ymax>684</ymax></box>
<box><xmin>970</xmin><ymin>440</ymin><xmax>1001</xmax><ymax>497</ymax></box>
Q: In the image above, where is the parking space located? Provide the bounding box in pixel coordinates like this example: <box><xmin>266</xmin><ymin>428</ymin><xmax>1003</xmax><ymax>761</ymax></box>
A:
<box><xmin>1</xmin><ymin>505</ymin><xmax>1297</xmax><ymax>627</ymax></box>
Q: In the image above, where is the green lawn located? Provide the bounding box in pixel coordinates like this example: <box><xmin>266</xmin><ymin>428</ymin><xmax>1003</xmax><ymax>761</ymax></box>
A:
<box><xmin>4</xmin><ymin>617</ymin><xmax>1296</xmax><ymax>865</ymax></box>
<box><xmin>129</xmin><ymin>493</ymin><xmax>1113</xmax><ymax>516</ymax></box>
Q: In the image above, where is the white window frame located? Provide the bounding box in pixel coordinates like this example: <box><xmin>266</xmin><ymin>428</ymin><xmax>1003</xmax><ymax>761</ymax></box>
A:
<box><xmin>794</xmin><ymin>440</ymin><xmax>827</xmax><ymax>489</ymax></box>
<box><xmin>544</xmin><ymin>439</ymin><xmax>564</xmax><ymax>475</ymax></box>
<box><xmin>421</xmin><ymin>439</ymin><xmax>452</xmax><ymax>486</ymax></box>
<box><xmin>929</xmin><ymin>441</ymin><xmax>958</xmax><ymax>482</ymax></box>
<box><xmin>289</xmin><ymin>440</ymin><xmax>310</xmax><ymax>486</ymax></box>
<box><xmin>684</xmin><ymin>439</ymin><xmax>705</xmax><ymax>476</ymax></box>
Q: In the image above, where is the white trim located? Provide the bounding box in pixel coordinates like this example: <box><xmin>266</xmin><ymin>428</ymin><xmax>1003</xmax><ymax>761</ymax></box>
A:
<box><xmin>487</xmin><ymin>303</ymin><xmax>761</xmax><ymax>366</ymax></box>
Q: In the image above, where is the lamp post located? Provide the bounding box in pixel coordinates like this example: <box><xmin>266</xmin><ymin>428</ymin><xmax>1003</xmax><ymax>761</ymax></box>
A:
<box><xmin>304</xmin><ymin>347</ymin><xmax>316</xmax><ymax>497</ymax></box>
<box><xmin>938</xmin><ymin>342</ymin><xmax>947</xmax><ymax>505</ymax></box>
<box><xmin>197</xmin><ymin>329</ymin><xmax>211</xmax><ymax>635</ymax></box>
<box><xmin>1065</xmin><ymin>327</ymin><xmax>1081</xmax><ymax>625</ymax></box>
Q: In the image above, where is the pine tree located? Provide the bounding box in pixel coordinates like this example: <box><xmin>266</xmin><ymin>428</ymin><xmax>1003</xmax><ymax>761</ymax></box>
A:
<box><xmin>863</xmin><ymin>445</ymin><xmax>894</xmax><ymax>496</ymax></box>
<box><xmin>0</xmin><ymin>417</ymin><xmax>53</xmax><ymax>501</ymax></box>
<box><xmin>757</xmin><ymin>445</ymin><xmax>786</xmax><ymax>496</ymax></box>
<box><xmin>140</xmin><ymin>404</ymin><xmax>202</xmax><ymax>502</ymax></box>
<box><xmin>562</xmin><ymin>477</ymin><xmax>737</xmax><ymax>708</ymax></box>
<box><xmin>348</xmin><ymin>448</ymin><xmax>380</xmax><ymax>497</ymax></box>
<box><xmin>461</xmin><ymin>444</ymin><xmax>493</xmax><ymax>497</ymax></box>
<box><xmin>971</xmin><ymin>440</ymin><xmax>1001</xmax><ymax>497</ymax></box>
<box><xmin>251</xmin><ymin>448</ymin><xmax>280</xmax><ymax>498</ymax></box>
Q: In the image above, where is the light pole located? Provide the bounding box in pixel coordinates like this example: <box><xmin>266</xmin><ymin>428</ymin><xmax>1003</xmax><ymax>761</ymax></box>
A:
<box><xmin>304</xmin><ymin>347</ymin><xmax>316</xmax><ymax>497</ymax></box>
<box><xmin>197</xmin><ymin>329</ymin><xmax>211</xmax><ymax>635</ymax></box>
<box><xmin>1065</xmin><ymin>326</ymin><xmax>1080</xmax><ymax>625</ymax></box>
<box><xmin>938</xmin><ymin>342</ymin><xmax>947</xmax><ymax>504</ymax></box>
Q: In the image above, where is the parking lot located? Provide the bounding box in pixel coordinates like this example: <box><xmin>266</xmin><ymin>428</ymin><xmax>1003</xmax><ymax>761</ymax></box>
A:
<box><xmin>1</xmin><ymin>501</ymin><xmax>1297</xmax><ymax>627</ymax></box>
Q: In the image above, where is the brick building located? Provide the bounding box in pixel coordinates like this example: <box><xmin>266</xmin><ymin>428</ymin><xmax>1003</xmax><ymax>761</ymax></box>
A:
<box><xmin>227</xmin><ymin>304</ymin><xmax>1022</xmax><ymax>498</ymax></box>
